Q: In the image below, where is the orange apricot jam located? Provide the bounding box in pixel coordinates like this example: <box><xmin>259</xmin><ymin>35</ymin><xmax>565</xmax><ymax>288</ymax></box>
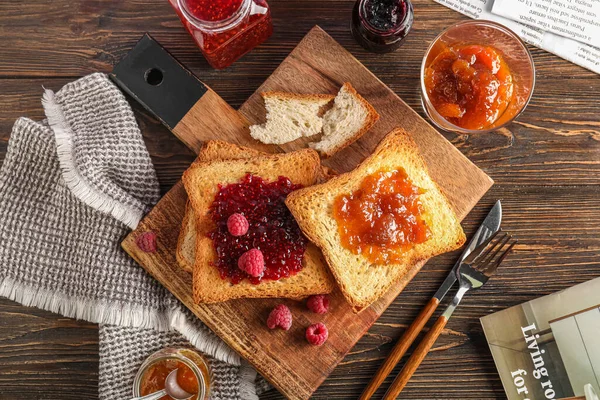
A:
<box><xmin>140</xmin><ymin>357</ymin><xmax>205</xmax><ymax>400</ymax></box>
<box><xmin>424</xmin><ymin>43</ymin><xmax>515</xmax><ymax>130</ymax></box>
<box><xmin>333</xmin><ymin>169</ymin><xmax>431</xmax><ymax>264</ymax></box>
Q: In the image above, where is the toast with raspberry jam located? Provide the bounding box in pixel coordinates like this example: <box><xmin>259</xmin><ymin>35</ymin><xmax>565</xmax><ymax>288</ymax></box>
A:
<box><xmin>177</xmin><ymin>141</ymin><xmax>334</xmax><ymax>275</ymax></box>
<box><xmin>286</xmin><ymin>128</ymin><xmax>466</xmax><ymax>312</ymax></box>
<box><xmin>182</xmin><ymin>146</ymin><xmax>335</xmax><ymax>303</ymax></box>
<box><xmin>176</xmin><ymin>141</ymin><xmax>262</xmax><ymax>274</ymax></box>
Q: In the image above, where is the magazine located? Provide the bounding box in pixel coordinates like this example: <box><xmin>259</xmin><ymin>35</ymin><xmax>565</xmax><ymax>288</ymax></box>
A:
<box><xmin>481</xmin><ymin>277</ymin><xmax>600</xmax><ymax>400</ymax></box>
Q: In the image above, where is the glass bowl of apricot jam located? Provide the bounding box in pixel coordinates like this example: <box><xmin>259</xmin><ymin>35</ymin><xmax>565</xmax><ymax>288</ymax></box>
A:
<box><xmin>133</xmin><ymin>348</ymin><xmax>211</xmax><ymax>400</ymax></box>
<box><xmin>421</xmin><ymin>20</ymin><xmax>535</xmax><ymax>134</ymax></box>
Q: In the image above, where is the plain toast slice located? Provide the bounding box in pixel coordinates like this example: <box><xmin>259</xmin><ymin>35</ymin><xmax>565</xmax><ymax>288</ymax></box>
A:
<box><xmin>249</xmin><ymin>92</ymin><xmax>334</xmax><ymax>145</ymax></box>
<box><xmin>182</xmin><ymin>148</ymin><xmax>335</xmax><ymax>303</ymax></box>
<box><xmin>287</xmin><ymin>128</ymin><xmax>466</xmax><ymax>311</ymax></box>
<box><xmin>310</xmin><ymin>82</ymin><xmax>380</xmax><ymax>157</ymax></box>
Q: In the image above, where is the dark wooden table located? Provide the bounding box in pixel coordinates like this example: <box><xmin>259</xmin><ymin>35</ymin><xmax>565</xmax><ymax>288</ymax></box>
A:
<box><xmin>0</xmin><ymin>0</ymin><xmax>598</xmax><ymax>399</ymax></box>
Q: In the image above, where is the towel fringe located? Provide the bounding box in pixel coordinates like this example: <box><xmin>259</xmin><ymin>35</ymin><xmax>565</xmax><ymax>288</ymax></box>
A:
<box><xmin>170</xmin><ymin>310</ymin><xmax>241</xmax><ymax>366</ymax></box>
<box><xmin>41</xmin><ymin>88</ymin><xmax>143</xmax><ymax>230</ymax></box>
<box><xmin>0</xmin><ymin>277</ymin><xmax>239</xmax><ymax>364</ymax></box>
<box><xmin>238</xmin><ymin>361</ymin><xmax>260</xmax><ymax>400</ymax></box>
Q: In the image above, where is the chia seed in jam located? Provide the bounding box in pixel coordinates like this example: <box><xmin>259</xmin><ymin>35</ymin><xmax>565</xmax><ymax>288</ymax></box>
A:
<box><xmin>207</xmin><ymin>174</ymin><xmax>308</xmax><ymax>284</ymax></box>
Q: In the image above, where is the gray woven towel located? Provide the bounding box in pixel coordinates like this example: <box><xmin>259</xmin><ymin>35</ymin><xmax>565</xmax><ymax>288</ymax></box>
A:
<box><xmin>100</xmin><ymin>324</ymin><xmax>259</xmax><ymax>400</ymax></box>
<box><xmin>0</xmin><ymin>73</ymin><xmax>259</xmax><ymax>399</ymax></box>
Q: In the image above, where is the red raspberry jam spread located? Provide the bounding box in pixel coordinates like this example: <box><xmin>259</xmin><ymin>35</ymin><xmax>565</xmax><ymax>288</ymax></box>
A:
<box><xmin>424</xmin><ymin>43</ymin><xmax>515</xmax><ymax>130</ymax></box>
<box><xmin>333</xmin><ymin>169</ymin><xmax>431</xmax><ymax>265</ymax></box>
<box><xmin>208</xmin><ymin>174</ymin><xmax>308</xmax><ymax>284</ymax></box>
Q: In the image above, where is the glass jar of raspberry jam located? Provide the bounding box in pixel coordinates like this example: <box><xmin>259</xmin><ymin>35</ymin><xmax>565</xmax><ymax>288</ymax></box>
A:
<box><xmin>169</xmin><ymin>0</ymin><xmax>273</xmax><ymax>69</ymax></box>
<box><xmin>351</xmin><ymin>0</ymin><xmax>414</xmax><ymax>53</ymax></box>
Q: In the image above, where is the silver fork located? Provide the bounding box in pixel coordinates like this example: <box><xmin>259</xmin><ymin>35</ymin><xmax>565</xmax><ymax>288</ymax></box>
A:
<box><xmin>360</xmin><ymin>201</ymin><xmax>502</xmax><ymax>400</ymax></box>
<box><xmin>382</xmin><ymin>230</ymin><xmax>517</xmax><ymax>399</ymax></box>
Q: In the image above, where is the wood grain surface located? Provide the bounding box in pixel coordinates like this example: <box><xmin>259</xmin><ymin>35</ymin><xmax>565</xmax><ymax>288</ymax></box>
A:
<box><xmin>360</xmin><ymin>297</ymin><xmax>442</xmax><ymax>400</ymax></box>
<box><xmin>121</xmin><ymin>26</ymin><xmax>491</xmax><ymax>400</ymax></box>
<box><xmin>0</xmin><ymin>0</ymin><xmax>599</xmax><ymax>399</ymax></box>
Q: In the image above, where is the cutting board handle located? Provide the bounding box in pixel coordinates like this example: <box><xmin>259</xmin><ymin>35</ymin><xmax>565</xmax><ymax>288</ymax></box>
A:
<box><xmin>110</xmin><ymin>34</ymin><xmax>209</xmax><ymax>132</ymax></box>
<box><xmin>110</xmin><ymin>34</ymin><xmax>266</xmax><ymax>154</ymax></box>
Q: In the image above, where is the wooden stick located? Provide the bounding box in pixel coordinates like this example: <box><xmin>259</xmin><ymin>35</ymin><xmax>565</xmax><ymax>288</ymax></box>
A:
<box><xmin>382</xmin><ymin>314</ymin><xmax>449</xmax><ymax>399</ymax></box>
<box><xmin>360</xmin><ymin>297</ymin><xmax>440</xmax><ymax>400</ymax></box>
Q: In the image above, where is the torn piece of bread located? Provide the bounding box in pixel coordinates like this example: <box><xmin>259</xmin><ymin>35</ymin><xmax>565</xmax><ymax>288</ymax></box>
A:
<box><xmin>176</xmin><ymin>141</ymin><xmax>263</xmax><ymax>274</ymax></box>
<box><xmin>310</xmin><ymin>82</ymin><xmax>380</xmax><ymax>157</ymax></box>
<box><xmin>249</xmin><ymin>92</ymin><xmax>334</xmax><ymax>145</ymax></box>
<box><xmin>182</xmin><ymin>148</ymin><xmax>335</xmax><ymax>303</ymax></box>
<box><xmin>287</xmin><ymin>128</ymin><xmax>465</xmax><ymax>312</ymax></box>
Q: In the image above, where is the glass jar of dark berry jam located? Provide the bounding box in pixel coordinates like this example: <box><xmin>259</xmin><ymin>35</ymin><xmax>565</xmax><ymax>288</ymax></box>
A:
<box><xmin>351</xmin><ymin>0</ymin><xmax>414</xmax><ymax>53</ymax></box>
<box><xmin>169</xmin><ymin>0</ymin><xmax>273</xmax><ymax>69</ymax></box>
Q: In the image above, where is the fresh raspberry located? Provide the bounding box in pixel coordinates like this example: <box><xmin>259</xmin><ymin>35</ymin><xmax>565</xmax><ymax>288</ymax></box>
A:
<box><xmin>306</xmin><ymin>294</ymin><xmax>330</xmax><ymax>314</ymax></box>
<box><xmin>227</xmin><ymin>213</ymin><xmax>249</xmax><ymax>236</ymax></box>
<box><xmin>237</xmin><ymin>249</ymin><xmax>265</xmax><ymax>277</ymax></box>
<box><xmin>267</xmin><ymin>304</ymin><xmax>292</xmax><ymax>330</ymax></box>
<box><xmin>136</xmin><ymin>231</ymin><xmax>157</xmax><ymax>253</ymax></box>
<box><xmin>306</xmin><ymin>322</ymin><xmax>328</xmax><ymax>346</ymax></box>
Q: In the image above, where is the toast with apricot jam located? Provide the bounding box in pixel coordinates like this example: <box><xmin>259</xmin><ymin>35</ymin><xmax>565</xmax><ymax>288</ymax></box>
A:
<box><xmin>286</xmin><ymin>128</ymin><xmax>466</xmax><ymax>312</ymax></box>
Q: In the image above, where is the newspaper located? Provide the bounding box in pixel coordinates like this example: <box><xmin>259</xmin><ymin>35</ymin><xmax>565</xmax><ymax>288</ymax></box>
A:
<box><xmin>480</xmin><ymin>277</ymin><xmax>600</xmax><ymax>400</ymax></box>
<box><xmin>492</xmin><ymin>0</ymin><xmax>600</xmax><ymax>47</ymax></box>
<box><xmin>434</xmin><ymin>0</ymin><xmax>600</xmax><ymax>74</ymax></box>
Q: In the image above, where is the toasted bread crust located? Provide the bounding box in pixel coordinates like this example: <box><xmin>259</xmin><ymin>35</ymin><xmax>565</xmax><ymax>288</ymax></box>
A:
<box><xmin>318</xmin><ymin>82</ymin><xmax>380</xmax><ymax>158</ymax></box>
<box><xmin>182</xmin><ymin>146</ymin><xmax>335</xmax><ymax>303</ymax></box>
<box><xmin>261</xmin><ymin>91</ymin><xmax>335</xmax><ymax>104</ymax></box>
<box><xmin>176</xmin><ymin>201</ymin><xmax>195</xmax><ymax>274</ymax></box>
<box><xmin>177</xmin><ymin>141</ymin><xmax>336</xmax><ymax>275</ymax></box>
<box><xmin>286</xmin><ymin>128</ymin><xmax>466</xmax><ymax>311</ymax></box>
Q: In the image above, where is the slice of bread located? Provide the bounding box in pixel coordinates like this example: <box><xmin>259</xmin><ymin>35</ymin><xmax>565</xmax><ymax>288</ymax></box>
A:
<box><xmin>176</xmin><ymin>141</ymin><xmax>263</xmax><ymax>274</ymax></box>
<box><xmin>310</xmin><ymin>82</ymin><xmax>380</xmax><ymax>157</ymax></box>
<box><xmin>287</xmin><ymin>128</ymin><xmax>466</xmax><ymax>311</ymax></box>
<box><xmin>176</xmin><ymin>141</ymin><xmax>336</xmax><ymax>274</ymax></box>
<box><xmin>190</xmin><ymin>139</ymin><xmax>263</xmax><ymax>167</ymax></box>
<box><xmin>182</xmin><ymin>148</ymin><xmax>335</xmax><ymax>303</ymax></box>
<box><xmin>176</xmin><ymin>202</ymin><xmax>196</xmax><ymax>274</ymax></box>
<box><xmin>249</xmin><ymin>92</ymin><xmax>335</xmax><ymax>145</ymax></box>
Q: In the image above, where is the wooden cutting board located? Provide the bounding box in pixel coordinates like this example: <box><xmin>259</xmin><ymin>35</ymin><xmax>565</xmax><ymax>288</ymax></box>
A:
<box><xmin>119</xmin><ymin>26</ymin><xmax>493</xmax><ymax>399</ymax></box>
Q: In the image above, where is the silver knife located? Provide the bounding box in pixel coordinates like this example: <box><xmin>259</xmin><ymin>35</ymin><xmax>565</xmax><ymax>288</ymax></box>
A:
<box><xmin>359</xmin><ymin>200</ymin><xmax>503</xmax><ymax>400</ymax></box>
<box><xmin>433</xmin><ymin>199</ymin><xmax>502</xmax><ymax>302</ymax></box>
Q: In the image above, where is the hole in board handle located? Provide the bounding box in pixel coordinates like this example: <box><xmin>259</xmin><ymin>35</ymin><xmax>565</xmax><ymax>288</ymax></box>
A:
<box><xmin>144</xmin><ymin>68</ymin><xmax>164</xmax><ymax>86</ymax></box>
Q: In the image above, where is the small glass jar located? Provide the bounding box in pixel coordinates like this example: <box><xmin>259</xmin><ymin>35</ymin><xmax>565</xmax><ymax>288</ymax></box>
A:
<box><xmin>169</xmin><ymin>0</ymin><xmax>273</xmax><ymax>69</ymax></box>
<box><xmin>351</xmin><ymin>0</ymin><xmax>414</xmax><ymax>53</ymax></box>
<box><xmin>421</xmin><ymin>20</ymin><xmax>535</xmax><ymax>134</ymax></box>
<box><xmin>133</xmin><ymin>347</ymin><xmax>212</xmax><ymax>400</ymax></box>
